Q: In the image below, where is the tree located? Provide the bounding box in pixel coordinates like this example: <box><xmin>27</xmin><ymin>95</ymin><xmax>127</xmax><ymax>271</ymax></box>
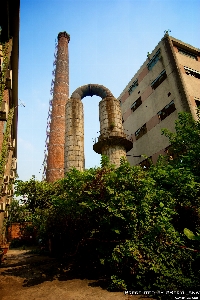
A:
<box><xmin>13</xmin><ymin>112</ymin><xmax>200</xmax><ymax>292</ymax></box>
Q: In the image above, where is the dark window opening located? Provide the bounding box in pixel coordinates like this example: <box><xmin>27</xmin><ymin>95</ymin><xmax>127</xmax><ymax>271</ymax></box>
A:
<box><xmin>128</xmin><ymin>79</ymin><xmax>138</xmax><ymax>95</ymax></box>
<box><xmin>195</xmin><ymin>99</ymin><xmax>200</xmax><ymax>108</ymax></box>
<box><xmin>157</xmin><ymin>100</ymin><xmax>176</xmax><ymax>121</ymax></box>
<box><xmin>139</xmin><ymin>157</ymin><xmax>152</xmax><ymax>169</ymax></box>
<box><xmin>147</xmin><ymin>49</ymin><xmax>161</xmax><ymax>70</ymax></box>
<box><xmin>135</xmin><ymin>123</ymin><xmax>147</xmax><ymax>140</ymax></box>
<box><xmin>168</xmin><ymin>92</ymin><xmax>171</xmax><ymax>97</ymax></box>
<box><xmin>151</xmin><ymin>70</ymin><xmax>167</xmax><ymax>90</ymax></box>
<box><xmin>178</xmin><ymin>48</ymin><xmax>198</xmax><ymax>60</ymax></box>
<box><xmin>165</xmin><ymin>145</ymin><xmax>186</xmax><ymax>160</ymax></box>
<box><xmin>184</xmin><ymin>66</ymin><xmax>200</xmax><ymax>79</ymax></box>
<box><xmin>131</xmin><ymin>97</ymin><xmax>142</xmax><ymax>113</ymax></box>
<box><xmin>165</xmin><ymin>146</ymin><xmax>176</xmax><ymax>160</ymax></box>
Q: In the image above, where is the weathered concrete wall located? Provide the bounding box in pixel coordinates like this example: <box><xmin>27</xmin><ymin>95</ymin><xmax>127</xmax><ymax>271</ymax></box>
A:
<box><xmin>64</xmin><ymin>98</ymin><xmax>84</xmax><ymax>173</ymax></box>
<box><xmin>64</xmin><ymin>84</ymin><xmax>132</xmax><ymax>173</ymax></box>
<box><xmin>99</xmin><ymin>96</ymin><xmax>125</xmax><ymax>138</ymax></box>
<box><xmin>101</xmin><ymin>144</ymin><xmax>127</xmax><ymax>167</ymax></box>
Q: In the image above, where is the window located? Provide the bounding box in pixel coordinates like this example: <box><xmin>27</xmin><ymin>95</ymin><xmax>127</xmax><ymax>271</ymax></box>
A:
<box><xmin>128</xmin><ymin>79</ymin><xmax>138</xmax><ymax>95</ymax></box>
<box><xmin>165</xmin><ymin>145</ymin><xmax>186</xmax><ymax>160</ymax></box>
<box><xmin>139</xmin><ymin>157</ymin><xmax>152</xmax><ymax>169</ymax></box>
<box><xmin>131</xmin><ymin>97</ymin><xmax>142</xmax><ymax>113</ymax></box>
<box><xmin>151</xmin><ymin>70</ymin><xmax>167</xmax><ymax>90</ymax></box>
<box><xmin>157</xmin><ymin>100</ymin><xmax>176</xmax><ymax>121</ymax></box>
<box><xmin>147</xmin><ymin>49</ymin><xmax>161</xmax><ymax>70</ymax></box>
<box><xmin>135</xmin><ymin>123</ymin><xmax>147</xmax><ymax>140</ymax></box>
<box><xmin>195</xmin><ymin>98</ymin><xmax>200</xmax><ymax>108</ymax></box>
<box><xmin>178</xmin><ymin>48</ymin><xmax>197</xmax><ymax>60</ymax></box>
<box><xmin>184</xmin><ymin>66</ymin><xmax>200</xmax><ymax>79</ymax></box>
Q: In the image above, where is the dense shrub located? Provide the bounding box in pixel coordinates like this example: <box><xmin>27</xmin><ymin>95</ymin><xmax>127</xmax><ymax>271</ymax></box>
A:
<box><xmin>14</xmin><ymin>112</ymin><xmax>200</xmax><ymax>293</ymax></box>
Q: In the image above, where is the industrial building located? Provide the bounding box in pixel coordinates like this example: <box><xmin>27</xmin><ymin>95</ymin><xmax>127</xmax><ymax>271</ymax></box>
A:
<box><xmin>118</xmin><ymin>33</ymin><xmax>200</xmax><ymax>168</ymax></box>
<box><xmin>0</xmin><ymin>0</ymin><xmax>19</xmax><ymax>245</ymax></box>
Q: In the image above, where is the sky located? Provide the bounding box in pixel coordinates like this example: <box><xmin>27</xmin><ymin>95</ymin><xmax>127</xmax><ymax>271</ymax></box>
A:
<box><xmin>18</xmin><ymin>0</ymin><xmax>200</xmax><ymax>181</ymax></box>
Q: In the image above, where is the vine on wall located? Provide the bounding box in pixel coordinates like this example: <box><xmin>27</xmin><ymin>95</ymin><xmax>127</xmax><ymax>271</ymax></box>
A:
<box><xmin>0</xmin><ymin>107</ymin><xmax>14</xmax><ymax>186</ymax></box>
<box><xmin>0</xmin><ymin>39</ymin><xmax>13</xmax><ymax>194</ymax></box>
<box><xmin>0</xmin><ymin>40</ymin><xmax>12</xmax><ymax>108</ymax></box>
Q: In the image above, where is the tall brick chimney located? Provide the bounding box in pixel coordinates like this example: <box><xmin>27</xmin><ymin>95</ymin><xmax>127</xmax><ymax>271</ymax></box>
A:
<box><xmin>46</xmin><ymin>31</ymin><xmax>70</xmax><ymax>182</ymax></box>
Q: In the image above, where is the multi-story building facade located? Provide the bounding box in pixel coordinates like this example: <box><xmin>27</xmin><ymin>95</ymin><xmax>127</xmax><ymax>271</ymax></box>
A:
<box><xmin>118</xmin><ymin>33</ymin><xmax>200</xmax><ymax>168</ymax></box>
<box><xmin>0</xmin><ymin>0</ymin><xmax>20</xmax><ymax>245</ymax></box>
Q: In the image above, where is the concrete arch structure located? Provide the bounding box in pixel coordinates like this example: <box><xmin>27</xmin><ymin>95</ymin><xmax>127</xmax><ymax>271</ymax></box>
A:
<box><xmin>64</xmin><ymin>84</ymin><xmax>133</xmax><ymax>174</ymax></box>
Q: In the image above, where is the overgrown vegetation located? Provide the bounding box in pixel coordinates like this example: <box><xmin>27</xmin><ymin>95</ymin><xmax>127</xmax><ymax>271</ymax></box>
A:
<box><xmin>12</xmin><ymin>111</ymin><xmax>200</xmax><ymax>295</ymax></box>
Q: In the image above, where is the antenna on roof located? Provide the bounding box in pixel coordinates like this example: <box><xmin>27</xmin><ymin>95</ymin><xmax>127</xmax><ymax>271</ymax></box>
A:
<box><xmin>164</xmin><ymin>29</ymin><xmax>171</xmax><ymax>35</ymax></box>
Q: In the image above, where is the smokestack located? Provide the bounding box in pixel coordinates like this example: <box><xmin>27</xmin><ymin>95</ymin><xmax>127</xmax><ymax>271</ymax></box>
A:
<box><xmin>46</xmin><ymin>31</ymin><xmax>70</xmax><ymax>182</ymax></box>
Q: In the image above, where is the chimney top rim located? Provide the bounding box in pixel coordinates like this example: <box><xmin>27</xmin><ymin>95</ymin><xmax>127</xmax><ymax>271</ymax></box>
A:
<box><xmin>58</xmin><ymin>31</ymin><xmax>70</xmax><ymax>42</ymax></box>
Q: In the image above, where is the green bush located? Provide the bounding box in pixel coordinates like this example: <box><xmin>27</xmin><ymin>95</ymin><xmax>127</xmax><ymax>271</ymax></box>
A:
<box><xmin>14</xmin><ymin>112</ymin><xmax>200</xmax><ymax>292</ymax></box>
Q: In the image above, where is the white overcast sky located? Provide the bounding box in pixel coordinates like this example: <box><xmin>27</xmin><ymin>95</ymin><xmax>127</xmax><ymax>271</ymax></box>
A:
<box><xmin>18</xmin><ymin>0</ymin><xmax>200</xmax><ymax>181</ymax></box>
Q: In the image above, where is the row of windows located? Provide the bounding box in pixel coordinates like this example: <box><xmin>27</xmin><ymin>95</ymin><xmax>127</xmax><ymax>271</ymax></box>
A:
<box><xmin>134</xmin><ymin>100</ymin><xmax>176</xmax><ymax>140</ymax></box>
<box><xmin>129</xmin><ymin>70</ymin><xmax>168</xmax><ymax>115</ymax></box>
<box><xmin>184</xmin><ymin>66</ymin><xmax>200</xmax><ymax>79</ymax></box>
<box><xmin>151</xmin><ymin>69</ymin><xmax>167</xmax><ymax>89</ymax></box>
<box><xmin>128</xmin><ymin>49</ymin><xmax>162</xmax><ymax>96</ymax></box>
<box><xmin>125</xmin><ymin>46</ymin><xmax>199</xmax><ymax>106</ymax></box>
<box><xmin>178</xmin><ymin>48</ymin><xmax>198</xmax><ymax>61</ymax></box>
<box><xmin>129</xmin><ymin>69</ymin><xmax>167</xmax><ymax>114</ymax></box>
<box><xmin>147</xmin><ymin>49</ymin><xmax>161</xmax><ymax>70</ymax></box>
<box><xmin>139</xmin><ymin>143</ymin><xmax>188</xmax><ymax>169</ymax></box>
<box><xmin>139</xmin><ymin>146</ymin><xmax>178</xmax><ymax>170</ymax></box>
<box><xmin>135</xmin><ymin>123</ymin><xmax>147</xmax><ymax>140</ymax></box>
<box><xmin>128</xmin><ymin>79</ymin><xmax>138</xmax><ymax>95</ymax></box>
<box><xmin>157</xmin><ymin>100</ymin><xmax>176</xmax><ymax>121</ymax></box>
<box><xmin>131</xmin><ymin>96</ymin><xmax>142</xmax><ymax>113</ymax></box>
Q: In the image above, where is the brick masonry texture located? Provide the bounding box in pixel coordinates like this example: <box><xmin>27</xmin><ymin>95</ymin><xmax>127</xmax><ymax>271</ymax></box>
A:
<box><xmin>46</xmin><ymin>32</ymin><xmax>69</xmax><ymax>182</ymax></box>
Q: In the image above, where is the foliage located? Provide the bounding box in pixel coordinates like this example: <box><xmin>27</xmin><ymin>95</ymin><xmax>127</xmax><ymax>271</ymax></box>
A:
<box><xmin>7</xmin><ymin>199</ymin><xmax>32</xmax><ymax>224</ymax></box>
<box><xmin>0</xmin><ymin>107</ymin><xmax>15</xmax><ymax>186</ymax></box>
<box><xmin>0</xmin><ymin>39</ymin><xmax>11</xmax><ymax>107</ymax></box>
<box><xmin>161</xmin><ymin>110</ymin><xmax>200</xmax><ymax>178</ymax></box>
<box><xmin>15</xmin><ymin>176</ymin><xmax>55</xmax><ymax>212</ymax></box>
<box><xmin>184</xmin><ymin>228</ymin><xmax>200</xmax><ymax>241</ymax></box>
<box><xmin>0</xmin><ymin>38</ymin><xmax>14</xmax><ymax>189</ymax></box>
<box><xmin>13</xmin><ymin>111</ymin><xmax>200</xmax><ymax>292</ymax></box>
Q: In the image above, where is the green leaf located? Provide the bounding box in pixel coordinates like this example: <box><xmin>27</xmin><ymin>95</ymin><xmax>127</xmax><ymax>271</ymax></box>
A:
<box><xmin>183</xmin><ymin>228</ymin><xmax>196</xmax><ymax>240</ymax></box>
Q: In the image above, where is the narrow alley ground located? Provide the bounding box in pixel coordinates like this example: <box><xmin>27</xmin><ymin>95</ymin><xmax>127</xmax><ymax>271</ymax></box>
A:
<box><xmin>0</xmin><ymin>249</ymin><xmax>155</xmax><ymax>300</ymax></box>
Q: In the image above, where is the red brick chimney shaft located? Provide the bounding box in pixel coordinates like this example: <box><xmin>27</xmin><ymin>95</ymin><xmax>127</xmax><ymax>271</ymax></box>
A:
<box><xmin>46</xmin><ymin>32</ymin><xmax>70</xmax><ymax>182</ymax></box>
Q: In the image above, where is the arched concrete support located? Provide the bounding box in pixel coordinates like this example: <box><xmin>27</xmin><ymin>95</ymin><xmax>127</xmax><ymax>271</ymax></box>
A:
<box><xmin>71</xmin><ymin>84</ymin><xmax>114</xmax><ymax>100</ymax></box>
<box><xmin>65</xmin><ymin>84</ymin><xmax>133</xmax><ymax>173</ymax></box>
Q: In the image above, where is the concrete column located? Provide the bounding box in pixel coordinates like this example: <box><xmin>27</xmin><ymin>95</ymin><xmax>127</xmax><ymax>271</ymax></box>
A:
<box><xmin>93</xmin><ymin>96</ymin><xmax>133</xmax><ymax>167</ymax></box>
<box><xmin>99</xmin><ymin>97</ymin><xmax>125</xmax><ymax>138</ymax></box>
<box><xmin>102</xmin><ymin>144</ymin><xmax>127</xmax><ymax>167</ymax></box>
<box><xmin>64</xmin><ymin>98</ymin><xmax>84</xmax><ymax>173</ymax></box>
